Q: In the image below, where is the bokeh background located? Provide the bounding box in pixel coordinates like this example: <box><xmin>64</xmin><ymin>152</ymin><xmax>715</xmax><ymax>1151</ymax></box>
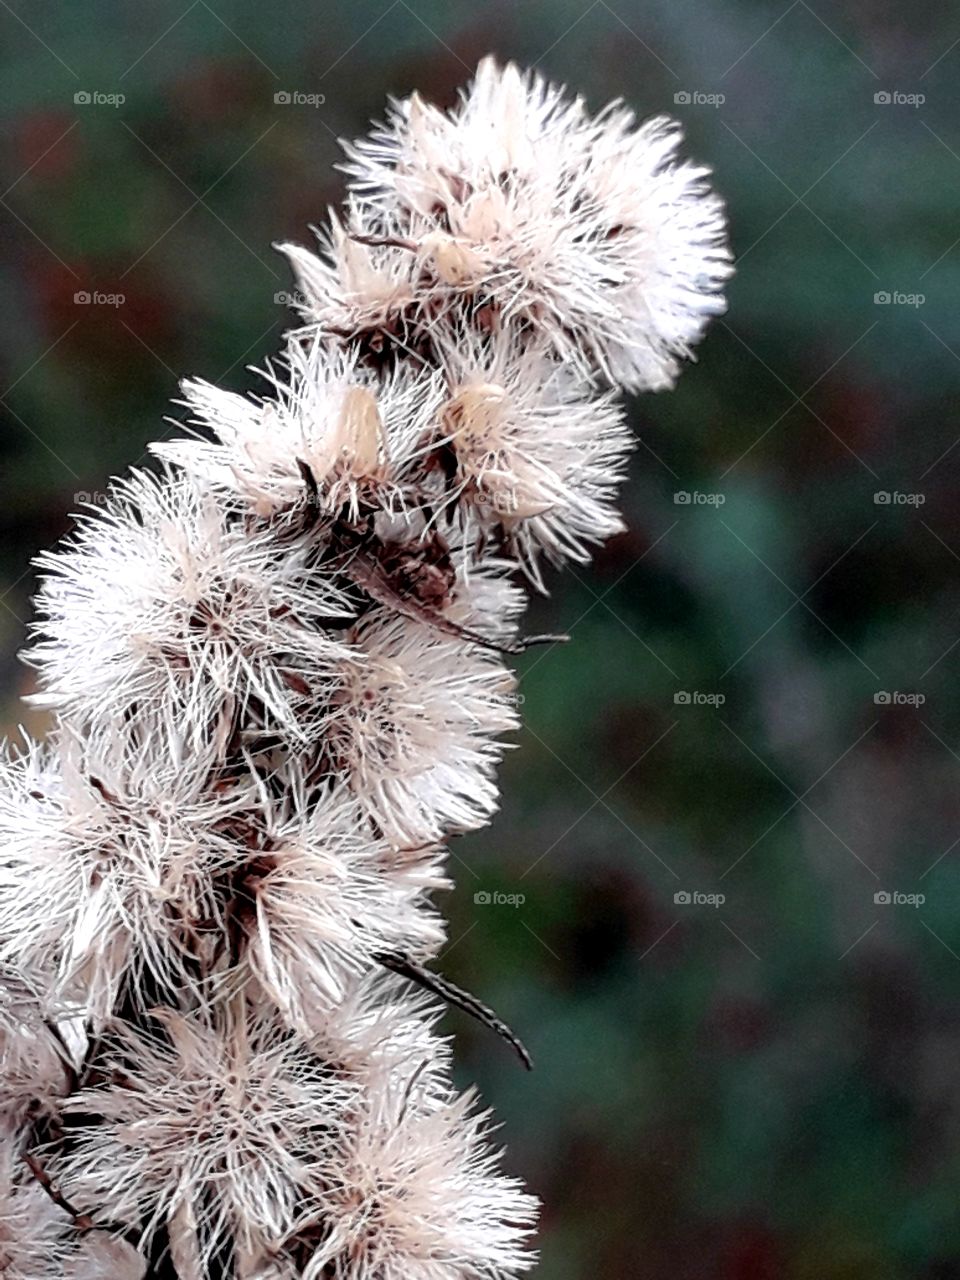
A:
<box><xmin>2</xmin><ymin>3</ymin><xmax>960</xmax><ymax>1276</ymax></box>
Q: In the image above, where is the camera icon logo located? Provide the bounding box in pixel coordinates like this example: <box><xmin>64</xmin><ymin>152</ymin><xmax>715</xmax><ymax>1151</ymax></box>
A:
<box><xmin>874</xmin><ymin>890</ymin><xmax>892</xmax><ymax>904</ymax></box>
<box><xmin>74</xmin><ymin>90</ymin><xmax>91</xmax><ymax>105</ymax></box>
<box><xmin>874</xmin><ymin>91</ymin><xmax>892</xmax><ymax>105</ymax></box>
<box><xmin>874</xmin><ymin>691</ymin><xmax>891</xmax><ymax>705</ymax></box>
<box><xmin>673</xmin><ymin>91</ymin><xmax>691</xmax><ymax>104</ymax></box>
<box><xmin>274</xmin><ymin>91</ymin><xmax>292</xmax><ymax>104</ymax></box>
<box><xmin>473</xmin><ymin>891</ymin><xmax>491</xmax><ymax>905</ymax></box>
<box><xmin>674</xmin><ymin>890</ymin><xmax>691</xmax><ymax>904</ymax></box>
<box><xmin>874</xmin><ymin>291</ymin><xmax>891</xmax><ymax>304</ymax></box>
<box><xmin>674</xmin><ymin>691</ymin><xmax>691</xmax><ymax>705</ymax></box>
<box><xmin>873</xmin><ymin>491</ymin><xmax>891</xmax><ymax>504</ymax></box>
<box><xmin>73</xmin><ymin>291</ymin><xmax>91</xmax><ymax>304</ymax></box>
<box><xmin>674</xmin><ymin>490</ymin><xmax>691</xmax><ymax>504</ymax></box>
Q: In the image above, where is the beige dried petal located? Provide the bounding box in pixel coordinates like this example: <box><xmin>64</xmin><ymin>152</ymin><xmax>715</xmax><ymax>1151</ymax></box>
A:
<box><xmin>421</xmin><ymin>231</ymin><xmax>489</xmax><ymax>285</ymax></box>
<box><xmin>168</xmin><ymin>1195</ymin><xmax>204</xmax><ymax>1280</ymax></box>
<box><xmin>333</xmin><ymin>385</ymin><xmax>385</xmax><ymax>475</ymax></box>
<box><xmin>66</xmin><ymin>1234</ymin><xmax>146</xmax><ymax>1280</ymax></box>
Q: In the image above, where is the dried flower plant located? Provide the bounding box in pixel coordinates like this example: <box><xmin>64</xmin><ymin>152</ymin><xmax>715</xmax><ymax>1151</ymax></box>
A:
<box><xmin>0</xmin><ymin>58</ymin><xmax>730</xmax><ymax>1278</ymax></box>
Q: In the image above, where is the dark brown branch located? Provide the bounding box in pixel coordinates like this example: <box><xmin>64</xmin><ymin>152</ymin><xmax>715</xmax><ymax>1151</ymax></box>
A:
<box><xmin>349</xmin><ymin>233</ymin><xmax>418</xmax><ymax>253</ymax></box>
<box><xmin>346</xmin><ymin>549</ymin><xmax>568</xmax><ymax>656</ymax></box>
<box><xmin>374</xmin><ymin>951</ymin><xmax>533</xmax><ymax>1070</ymax></box>
<box><xmin>88</xmin><ymin>776</ymin><xmax>120</xmax><ymax>806</ymax></box>
<box><xmin>22</xmin><ymin>1152</ymin><xmax>95</xmax><ymax>1232</ymax></box>
<box><xmin>295</xmin><ymin>458</ymin><xmax>319</xmax><ymax>506</ymax></box>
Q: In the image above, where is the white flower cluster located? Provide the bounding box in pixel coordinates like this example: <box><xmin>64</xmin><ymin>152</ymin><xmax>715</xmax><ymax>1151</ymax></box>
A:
<box><xmin>0</xmin><ymin>58</ymin><xmax>729</xmax><ymax>1278</ymax></box>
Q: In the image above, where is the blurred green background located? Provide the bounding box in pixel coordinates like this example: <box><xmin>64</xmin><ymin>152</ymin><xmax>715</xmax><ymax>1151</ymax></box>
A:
<box><xmin>2</xmin><ymin>3</ymin><xmax>960</xmax><ymax>1276</ymax></box>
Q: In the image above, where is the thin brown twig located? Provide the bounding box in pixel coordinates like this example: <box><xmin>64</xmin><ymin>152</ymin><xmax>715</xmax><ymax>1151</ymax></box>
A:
<box><xmin>374</xmin><ymin>951</ymin><xmax>534</xmax><ymax>1070</ymax></box>
<box><xmin>22</xmin><ymin>1152</ymin><xmax>95</xmax><ymax>1232</ymax></box>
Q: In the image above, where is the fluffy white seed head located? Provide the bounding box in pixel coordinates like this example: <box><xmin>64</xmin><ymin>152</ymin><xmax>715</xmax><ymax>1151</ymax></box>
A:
<box><xmin>287</xmin><ymin>1063</ymin><xmax>538</xmax><ymax>1279</ymax></box>
<box><xmin>27</xmin><ymin>469</ymin><xmax>355</xmax><ymax>750</ymax></box>
<box><xmin>426</xmin><ymin>330</ymin><xmax>633</xmax><ymax>582</ymax></box>
<box><xmin>159</xmin><ymin>343</ymin><xmax>446</xmax><ymax>522</ymax></box>
<box><xmin>55</xmin><ymin>1008</ymin><xmax>362</xmax><ymax>1268</ymax></box>
<box><xmin>284</xmin><ymin>56</ymin><xmax>731</xmax><ymax>392</ymax></box>
<box><xmin>241</xmin><ymin>775</ymin><xmax>449</xmax><ymax>1024</ymax></box>
<box><xmin>325</xmin><ymin>608</ymin><xmax>519</xmax><ymax>845</ymax></box>
<box><xmin>0</xmin><ymin>731</ymin><xmax>248</xmax><ymax>1021</ymax></box>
